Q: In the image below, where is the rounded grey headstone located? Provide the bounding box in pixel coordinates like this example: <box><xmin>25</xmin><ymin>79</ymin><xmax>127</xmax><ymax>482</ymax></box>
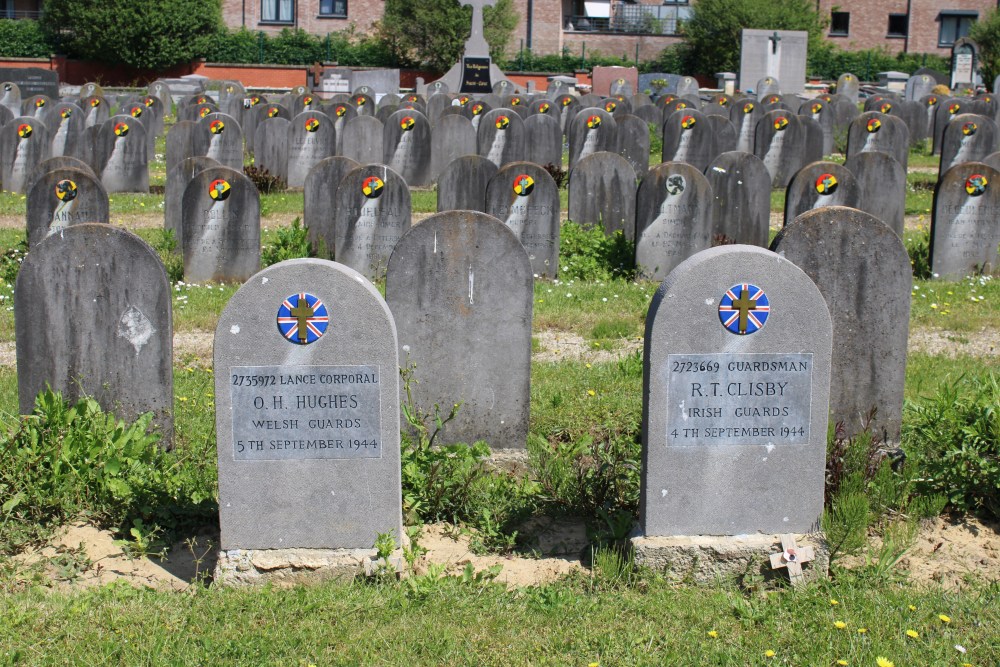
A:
<box><xmin>166</xmin><ymin>155</ymin><xmax>221</xmax><ymax>248</ymax></box>
<box><xmin>334</xmin><ymin>164</ymin><xmax>411</xmax><ymax>280</ymax></box>
<box><xmin>303</xmin><ymin>155</ymin><xmax>360</xmax><ymax>258</ymax></box>
<box><xmin>195</xmin><ymin>112</ymin><xmax>244</xmax><ymax>171</ymax></box>
<box><xmin>484</xmin><ymin>161</ymin><xmax>560</xmax><ymax>277</ymax></box>
<box><xmin>931</xmin><ymin>162</ymin><xmax>1000</xmax><ymax>278</ymax></box>
<box><xmin>784</xmin><ymin>161</ymin><xmax>860</xmax><ymax>223</ymax></box>
<box><xmin>0</xmin><ymin>81</ymin><xmax>22</xmax><ymax>114</ymax></box>
<box><xmin>341</xmin><ymin>115</ymin><xmax>384</xmax><ymax>166</ymax></box>
<box><xmin>704</xmin><ymin>151</ymin><xmax>771</xmax><ymax>247</ymax></box>
<box><xmin>437</xmin><ymin>155</ymin><xmax>498</xmax><ymax>213</ymax></box>
<box><xmin>524</xmin><ymin>113</ymin><xmax>562</xmax><ymax>168</ymax></box>
<box><xmin>939</xmin><ymin>113</ymin><xmax>999</xmax><ymax>173</ymax></box>
<box><xmin>616</xmin><ymin>113</ymin><xmax>650</xmax><ymax>177</ymax></box>
<box><xmin>477</xmin><ymin>108</ymin><xmax>526</xmax><ymax>169</ymax></box>
<box><xmin>772</xmin><ymin>206</ymin><xmax>910</xmax><ymax>442</ymax></box>
<box><xmin>287</xmin><ymin>111</ymin><xmax>336</xmax><ymax>188</ymax></box>
<box><xmin>96</xmin><ymin>115</ymin><xmax>148</xmax><ymax>193</ymax></box>
<box><xmin>214</xmin><ymin>258</ymin><xmax>402</xmax><ymax>550</ymax></box>
<box><xmin>730</xmin><ymin>98</ymin><xmax>761</xmax><ymax>154</ymax></box>
<box><xmin>26</xmin><ymin>167</ymin><xmax>109</xmax><ymax>247</ymax></box>
<box><xmin>635</xmin><ymin>162</ymin><xmax>713</xmax><ymax>280</ymax></box>
<box><xmin>568</xmin><ymin>151</ymin><xmax>637</xmax><ymax>239</ymax></box>
<box><xmin>847</xmin><ymin>111</ymin><xmax>909</xmax><ymax>169</ymax></box>
<box><xmin>431</xmin><ymin>114</ymin><xmax>477</xmax><ymax>183</ymax></box>
<box><xmin>16</xmin><ymin>223</ymin><xmax>173</xmax><ymax>444</ymax></box>
<box><xmin>755</xmin><ymin>110</ymin><xmax>806</xmax><ymax>188</ymax></box>
<box><xmin>1</xmin><ymin>116</ymin><xmax>51</xmax><ymax>194</ymax></box>
<box><xmin>382</xmin><ymin>108</ymin><xmax>432</xmax><ymax>187</ymax></box>
<box><xmin>45</xmin><ymin>102</ymin><xmax>86</xmax><ymax>158</ymax></box>
<box><xmin>568</xmin><ymin>107</ymin><xmax>617</xmax><ymax>168</ymax></box>
<box><xmin>28</xmin><ymin>155</ymin><xmax>95</xmax><ymax>192</ymax></box>
<box><xmin>385</xmin><ymin>210</ymin><xmax>532</xmax><ymax>449</ymax></box>
<box><xmin>662</xmin><ymin>107</ymin><xmax>715</xmax><ymax>171</ymax></box>
<box><xmin>843</xmin><ymin>151</ymin><xmax>906</xmax><ymax>238</ymax></box>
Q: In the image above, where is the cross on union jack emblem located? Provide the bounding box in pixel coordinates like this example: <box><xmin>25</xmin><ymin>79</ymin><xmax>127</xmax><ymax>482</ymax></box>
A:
<box><xmin>277</xmin><ymin>293</ymin><xmax>329</xmax><ymax>344</ymax></box>
<box><xmin>719</xmin><ymin>283</ymin><xmax>770</xmax><ymax>335</ymax></box>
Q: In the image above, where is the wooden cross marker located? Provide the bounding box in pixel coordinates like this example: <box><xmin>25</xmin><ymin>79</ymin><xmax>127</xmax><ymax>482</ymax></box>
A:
<box><xmin>731</xmin><ymin>286</ymin><xmax>758</xmax><ymax>334</ymax></box>
<box><xmin>769</xmin><ymin>534</ymin><xmax>815</xmax><ymax>586</ymax></box>
<box><xmin>289</xmin><ymin>296</ymin><xmax>315</xmax><ymax>344</ymax></box>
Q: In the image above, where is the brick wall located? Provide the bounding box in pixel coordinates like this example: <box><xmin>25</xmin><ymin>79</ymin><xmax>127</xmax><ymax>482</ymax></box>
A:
<box><xmin>562</xmin><ymin>33</ymin><xmax>680</xmax><ymax>63</ymax></box>
<box><xmin>220</xmin><ymin>0</ymin><xmax>384</xmax><ymax>36</ymax></box>
<box><xmin>817</xmin><ymin>0</ymin><xmax>995</xmax><ymax>57</ymax></box>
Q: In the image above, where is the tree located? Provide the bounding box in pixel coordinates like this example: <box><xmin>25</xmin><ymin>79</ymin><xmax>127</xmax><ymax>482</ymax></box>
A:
<box><xmin>41</xmin><ymin>0</ymin><xmax>222</xmax><ymax>70</ymax></box>
<box><xmin>677</xmin><ymin>0</ymin><xmax>825</xmax><ymax>78</ymax></box>
<box><xmin>377</xmin><ymin>0</ymin><xmax>518</xmax><ymax>72</ymax></box>
<box><xmin>969</xmin><ymin>9</ymin><xmax>1000</xmax><ymax>91</ymax></box>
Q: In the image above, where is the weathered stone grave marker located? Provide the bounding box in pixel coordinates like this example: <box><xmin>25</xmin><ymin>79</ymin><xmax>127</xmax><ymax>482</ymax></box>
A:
<box><xmin>484</xmin><ymin>162</ymin><xmax>559</xmax><ymax>277</ymax></box>
<box><xmin>26</xmin><ymin>167</ymin><xmax>109</xmax><ymax>247</ymax></box>
<box><xmin>931</xmin><ymin>162</ymin><xmax>1000</xmax><ymax>278</ymax></box>
<box><xmin>635</xmin><ymin>162</ymin><xmax>712</xmax><ymax>279</ymax></box>
<box><xmin>334</xmin><ymin>165</ymin><xmax>412</xmax><ymax>281</ymax></box>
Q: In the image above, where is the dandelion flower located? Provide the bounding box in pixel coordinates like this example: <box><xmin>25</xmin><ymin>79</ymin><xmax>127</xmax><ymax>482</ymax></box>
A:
<box><xmin>707</xmin><ymin>630</ymin><xmax>718</xmax><ymax>638</ymax></box>
<box><xmin>908</xmin><ymin>605</ymin><xmax>917</xmax><ymax>611</ymax></box>
<box><xmin>765</xmin><ymin>650</ymin><xmax>775</xmax><ymax>658</ymax></box>
<box><xmin>834</xmin><ymin>621</ymin><xmax>847</xmax><ymax>629</ymax></box>
<box><xmin>876</xmin><ymin>659</ymin><xmax>894</xmax><ymax>667</ymax></box>
<box><xmin>857</xmin><ymin>627</ymin><xmax>867</xmax><ymax>634</ymax></box>
<box><xmin>939</xmin><ymin>614</ymin><xmax>951</xmax><ymax>623</ymax></box>
<box><xmin>830</xmin><ymin>598</ymin><xmax>839</xmax><ymax>606</ymax></box>
<box><xmin>589</xmin><ymin>663</ymin><xmax>599</xmax><ymax>667</ymax></box>
<box><xmin>837</xmin><ymin>661</ymin><xmax>848</xmax><ymax>666</ymax></box>
<box><xmin>587</xmin><ymin>389</ymin><xmax>596</xmax><ymax>396</ymax></box>
<box><xmin>906</xmin><ymin>629</ymin><xmax>919</xmax><ymax>638</ymax></box>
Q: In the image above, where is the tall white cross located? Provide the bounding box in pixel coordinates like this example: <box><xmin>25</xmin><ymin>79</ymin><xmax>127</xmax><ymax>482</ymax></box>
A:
<box><xmin>462</xmin><ymin>0</ymin><xmax>497</xmax><ymax>58</ymax></box>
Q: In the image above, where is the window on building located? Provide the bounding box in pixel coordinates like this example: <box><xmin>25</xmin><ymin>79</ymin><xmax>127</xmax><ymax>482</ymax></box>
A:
<box><xmin>887</xmin><ymin>13</ymin><xmax>908</xmax><ymax>37</ymax></box>
<box><xmin>261</xmin><ymin>0</ymin><xmax>293</xmax><ymax>23</ymax></box>
<box><xmin>938</xmin><ymin>11</ymin><xmax>977</xmax><ymax>47</ymax></box>
<box><xmin>319</xmin><ymin>0</ymin><xmax>347</xmax><ymax>17</ymax></box>
<box><xmin>830</xmin><ymin>11</ymin><xmax>849</xmax><ymax>36</ymax></box>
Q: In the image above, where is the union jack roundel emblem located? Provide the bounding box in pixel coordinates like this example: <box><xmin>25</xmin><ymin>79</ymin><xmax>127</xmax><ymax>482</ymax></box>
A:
<box><xmin>719</xmin><ymin>284</ymin><xmax>770</xmax><ymax>335</ymax></box>
<box><xmin>277</xmin><ymin>293</ymin><xmax>329</xmax><ymax>345</ymax></box>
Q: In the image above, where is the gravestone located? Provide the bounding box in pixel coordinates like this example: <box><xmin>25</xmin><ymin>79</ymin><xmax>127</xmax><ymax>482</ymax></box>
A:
<box><xmin>755</xmin><ymin>110</ymin><xmax>806</xmax><ymax>188</ymax></box>
<box><xmin>905</xmin><ymin>74</ymin><xmax>936</xmax><ymax>102</ymax></box>
<box><xmin>0</xmin><ymin>81</ymin><xmax>21</xmax><ymax>114</ymax></box>
<box><xmin>932</xmin><ymin>98</ymin><xmax>963</xmax><ymax>155</ymax></box>
<box><xmin>772</xmin><ymin>207</ymin><xmax>910</xmax><ymax>442</ymax></box>
<box><xmin>524</xmin><ymin>113</ymin><xmax>563</xmax><ymax>168</ymax></box>
<box><xmin>939</xmin><ymin>113</ymin><xmax>999</xmax><ymax>173</ymax></box>
<box><xmin>253</xmin><ymin>117</ymin><xmax>291</xmax><ymax>183</ymax></box>
<box><xmin>783</xmin><ymin>162</ymin><xmax>860</xmax><ymax>223</ymax></box>
<box><xmin>96</xmin><ymin>115</ymin><xmax>148</xmax><ymax>193</ymax></box>
<box><xmin>633</xmin><ymin>245</ymin><xmax>832</xmax><ymax>573</ymax></box>
<box><xmin>847</xmin><ymin>112</ymin><xmax>909</xmax><ymax>169</ymax></box>
<box><xmin>0</xmin><ymin>117</ymin><xmax>51</xmax><ymax>194</ymax></box>
<box><xmin>731</xmin><ymin>98</ymin><xmax>761</xmax><ymax>153</ymax></box>
<box><xmin>798</xmin><ymin>99</ymin><xmax>834</xmax><ymax>156</ymax></box>
<box><xmin>704</xmin><ymin>151</ymin><xmax>771</xmax><ymax>247</ymax></box>
<box><xmin>836</xmin><ymin>73</ymin><xmax>859</xmax><ymax>103</ymax></box>
<box><xmin>385</xmin><ymin>210</ymin><xmax>532</xmax><ymax>449</ymax></box>
<box><xmin>662</xmin><ymin>108</ymin><xmax>715</xmax><ymax>171</ymax></box>
<box><xmin>46</xmin><ymin>102</ymin><xmax>85</xmax><ymax>158</ymax></box>
<box><xmin>484</xmin><ymin>162</ymin><xmax>559</xmax><ymax>277</ymax></box>
<box><xmin>213</xmin><ymin>258</ymin><xmax>402</xmax><ymax>579</ymax></box>
<box><xmin>16</xmin><ymin>224</ymin><xmax>173</xmax><ymax>443</ymax></box>
<box><xmin>635</xmin><ymin>162</ymin><xmax>713</xmax><ymax>280</ymax></box>
<box><xmin>334</xmin><ymin>165</ymin><xmax>412</xmax><ymax>280</ymax></box>
<box><xmin>950</xmin><ymin>38</ymin><xmax>979</xmax><ymax>90</ymax></box>
<box><xmin>437</xmin><ymin>155</ymin><xmax>498</xmax><ymax>212</ymax></box>
<box><xmin>303</xmin><ymin>156</ymin><xmax>360</xmax><ymax>258</ymax></box>
<box><xmin>843</xmin><ymin>151</ymin><xmax>906</xmax><ymax>238</ymax></box>
<box><xmin>430</xmin><ymin>113</ymin><xmax>477</xmax><ymax>183</ymax></box>
<box><xmin>287</xmin><ymin>112</ymin><xmax>336</xmax><ymax>188</ymax></box>
<box><xmin>194</xmin><ymin>112</ymin><xmax>244</xmax><ymax>171</ymax></box>
<box><xmin>0</xmin><ymin>68</ymin><xmax>58</xmax><ymax>99</ymax></box>
<box><xmin>567</xmin><ymin>151</ymin><xmax>637</xmax><ymax>238</ymax></box>
<box><xmin>329</xmin><ymin>101</ymin><xmax>359</xmax><ymax>152</ymax></box>
<box><xmin>426</xmin><ymin>92</ymin><xmax>454</xmax><ymax>126</ymax></box>
<box><xmin>148</xmin><ymin>80</ymin><xmax>172</xmax><ymax>112</ymax></box>
<box><xmin>756</xmin><ymin>77</ymin><xmax>781</xmax><ymax>100</ymax></box>
<box><xmin>181</xmin><ymin>166</ymin><xmax>260</xmax><ymax>283</ymax></box>
<box><xmin>740</xmin><ymin>30</ymin><xmax>808</xmax><ymax>95</ymax></box>
<box><xmin>384</xmin><ymin>109</ymin><xmax>432</xmax><ymax>187</ymax></box>
<box><xmin>340</xmin><ymin>115</ymin><xmax>384</xmax><ymax>166</ymax></box>
<box><xmin>26</xmin><ymin>167</ymin><xmax>109</xmax><ymax>247</ymax></box>
<box><xmin>616</xmin><ymin>113</ymin><xmax>650</xmax><ymax>177</ymax></box>
<box><xmin>165</xmin><ymin>156</ymin><xmax>221</xmax><ymax>249</ymax></box>
<box><xmin>931</xmin><ymin>162</ymin><xmax>1000</xmax><ymax>278</ymax></box>
<box><xmin>27</xmin><ymin>155</ymin><xmax>95</xmax><ymax>192</ymax></box>
<box><xmin>477</xmin><ymin>108</ymin><xmax>526</xmax><ymax>168</ymax></box>
<box><xmin>568</xmin><ymin>107</ymin><xmax>617</xmax><ymax>168</ymax></box>
<box><xmin>166</xmin><ymin>120</ymin><xmax>197</xmax><ymax>175</ymax></box>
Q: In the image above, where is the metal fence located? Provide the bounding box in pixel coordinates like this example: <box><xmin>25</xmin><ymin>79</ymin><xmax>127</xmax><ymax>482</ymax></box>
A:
<box><xmin>565</xmin><ymin>2</ymin><xmax>690</xmax><ymax>36</ymax></box>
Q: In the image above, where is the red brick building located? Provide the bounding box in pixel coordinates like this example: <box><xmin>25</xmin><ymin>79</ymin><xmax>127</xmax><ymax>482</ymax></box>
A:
<box><xmin>219</xmin><ymin>0</ymin><xmax>382</xmax><ymax>36</ymax></box>
<box><xmin>816</xmin><ymin>0</ymin><xmax>996</xmax><ymax>55</ymax></box>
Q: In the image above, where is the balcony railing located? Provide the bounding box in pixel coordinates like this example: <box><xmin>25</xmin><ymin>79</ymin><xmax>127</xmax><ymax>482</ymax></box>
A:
<box><xmin>565</xmin><ymin>3</ymin><xmax>689</xmax><ymax>36</ymax></box>
<box><xmin>1</xmin><ymin>10</ymin><xmax>42</xmax><ymax>19</ymax></box>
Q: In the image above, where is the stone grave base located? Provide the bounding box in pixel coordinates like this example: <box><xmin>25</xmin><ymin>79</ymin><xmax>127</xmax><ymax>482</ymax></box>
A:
<box><xmin>631</xmin><ymin>532</ymin><xmax>829</xmax><ymax>585</ymax></box>
<box><xmin>214</xmin><ymin>548</ymin><xmax>405</xmax><ymax>587</ymax></box>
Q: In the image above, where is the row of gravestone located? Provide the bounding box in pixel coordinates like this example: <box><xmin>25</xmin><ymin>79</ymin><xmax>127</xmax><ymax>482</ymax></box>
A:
<box><xmin>14</xmin><ymin>208</ymin><xmax>912</xmax><ymax>565</ymax></box>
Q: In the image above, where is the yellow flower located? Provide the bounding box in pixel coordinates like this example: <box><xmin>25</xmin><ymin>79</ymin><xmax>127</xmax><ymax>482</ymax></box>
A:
<box><xmin>765</xmin><ymin>650</ymin><xmax>775</xmax><ymax>658</ymax></box>
<box><xmin>707</xmin><ymin>630</ymin><xmax>718</xmax><ymax>638</ymax></box>
<box><xmin>876</xmin><ymin>659</ymin><xmax>894</xmax><ymax>667</ymax></box>
<box><xmin>589</xmin><ymin>663</ymin><xmax>599</xmax><ymax>667</ymax></box>
<box><xmin>587</xmin><ymin>389</ymin><xmax>596</xmax><ymax>396</ymax></box>
<box><xmin>834</xmin><ymin>621</ymin><xmax>847</xmax><ymax>629</ymax></box>
<box><xmin>178</xmin><ymin>396</ymin><xmax>188</xmax><ymax>402</ymax></box>
<box><xmin>939</xmin><ymin>614</ymin><xmax>951</xmax><ymax>623</ymax></box>
<box><xmin>837</xmin><ymin>661</ymin><xmax>848</xmax><ymax>666</ymax></box>
<box><xmin>585</xmin><ymin>363</ymin><xmax>592</xmax><ymax>368</ymax></box>
<box><xmin>906</xmin><ymin>629</ymin><xmax>919</xmax><ymax>638</ymax></box>
<box><xmin>830</xmin><ymin>598</ymin><xmax>839</xmax><ymax>605</ymax></box>
<box><xmin>908</xmin><ymin>605</ymin><xmax>917</xmax><ymax>611</ymax></box>
<box><xmin>857</xmin><ymin>627</ymin><xmax>867</xmax><ymax>634</ymax></box>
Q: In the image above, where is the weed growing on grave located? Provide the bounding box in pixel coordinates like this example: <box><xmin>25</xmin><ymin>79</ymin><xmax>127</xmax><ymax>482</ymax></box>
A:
<box><xmin>904</xmin><ymin>226</ymin><xmax>931</xmax><ymax>280</ymax></box>
<box><xmin>261</xmin><ymin>217</ymin><xmax>314</xmax><ymax>267</ymax></box>
<box><xmin>558</xmin><ymin>221</ymin><xmax>635</xmax><ymax>281</ymax></box>
<box><xmin>243</xmin><ymin>164</ymin><xmax>286</xmax><ymax>194</ymax></box>
<box><xmin>904</xmin><ymin>372</ymin><xmax>1000</xmax><ymax>519</ymax></box>
<box><xmin>0</xmin><ymin>240</ymin><xmax>26</xmax><ymax>286</ymax></box>
<box><xmin>647</xmin><ymin>122</ymin><xmax>662</xmax><ymax>159</ymax></box>
<box><xmin>542</xmin><ymin>162</ymin><xmax>568</xmax><ymax>189</ymax></box>
<box><xmin>0</xmin><ymin>390</ymin><xmax>215</xmax><ymax>555</ymax></box>
<box><xmin>149</xmin><ymin>229</ymin><xmax>184</xmax><ymax>282</ymax></box>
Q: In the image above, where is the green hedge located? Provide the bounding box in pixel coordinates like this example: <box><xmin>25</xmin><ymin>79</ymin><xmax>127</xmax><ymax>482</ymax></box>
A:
<box><xmin>202</xmin><ymin>27</ymin><xmax>396</xmax><ymax>68</ymax></box>
<box><xmin>807</xmin><ymin>44</ymin><xmax>950</xmax><ymax>81</ymax></box>
<box><xmin>0</xmin><ymin>19</ymin><xmax>51</xmax><ymax>58</ymax></box>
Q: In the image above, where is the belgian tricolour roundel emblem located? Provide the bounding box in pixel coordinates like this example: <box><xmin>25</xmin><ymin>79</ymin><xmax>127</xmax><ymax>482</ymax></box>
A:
<box><xmin>719</xmin><ymin>284</ymin><xmax>770</xmax><ymax>335</ymax></box>
<box><xmin>604</xmin><ymin>100</ymin><xmax>617</xmax><ymax>112</ymax></box>
<box><xmin>304</xmin><ymin>117</ymin><xmax>321</xmax><ymax>133</ymax></box>
<box><xmin>90</xmin><ymin>98</ymin><xmax>101</xmax><ymax>107</ymax></box>
<box><xmin>965</xmin><ymin>174</ymin><xmax>988</xmax><ymax>196</ymax></box>
<box><xmin>198</xmin><ymin>106</ymin><xmax>212</xmax><ymax>118</ymax></box>
<box><xmin>866</xmin><ymin>118</ymin><xmax>881</xmax><ymax>133</ymax></box>
<box><xmin>810</xmin><ymin>103</ymin><xmax>822</xmax><ymax>114</ymax></box>
<box><xmin>879</xmin><ymin>102</ymin><xmax>893</xmax><ymax>114</ymax></box>
<box><xmin>400</xmin><ymin>116</ymin><xmax>415</xmax><ymax>132</ymax></box>
<box><xmin>495</xmin><ymin>115</ymin><xmax>510</xmax><ymax>130</ymax></box>
<box><xmin>815</xmin><ymin>173</ymin><xmax>838</xmax><ymax>195</ymax></box>
<box><xmin>333</xmin><ymin>105</ymin><xmax>347</xmax><ymax>117</ymax></box>
<box><xmin>743</xmin><ymin>102</ymin><xmax>755</xmax><ymax>114</ymax></box>
<box><xmin>561</xmin><ymin>96</ymin><xmax>572</xmax><ymax>107</ymax></box>
<box><xmin>209</xmin><ymin>178</ymin><xmax>231</xmax><ymax>201</ymax></box>
<box><xmin>268</xmin><ymin>106</ymin><xmax>281</xmax><ymax>118</ymax></box>
<box><xmin>538</xmin><ymin>102</ymin><xmax>550</xmax><ymax>114</ymax></box>
<box><xmin>675</xmin><ymin>102</ymin><xmax>687</xmax><ymax>110</ymax></box>
<box><xmin>768</xmin><ymin>95</ymin><xmax>781</xmax><ymax>104</ymax></box>
<box><xmin>60</xmin><ymin>107</ymin><xmax>73</xmax><ymax>119</ymax></box>
<box><xmin>210</xmin><ymin>119</ymin><xmax>225</xmax><ymax>134</ymax></box>
<box><xmin>362</xmin><ymin>175</ymin><xmax>384</xmax><ymax>198</ymax></box>
<box><xmin>773</xmin><ymin>116</ymin><xmax>788</xmax><ymax>131</ymax></box>
<box><xmin>680</xmin><ymin>115</ymin><xmax>696</xmax><ymax>130</ymax></box>
<box><xmin>949</xmin><ymin>102</ymin><xmax>961</xmax><ymax>115</ymax></box>
<box><xmin>130</xmin><ymin>106</ymin><xmax>143</xmax><ymax>118</ymax></box>
<box><xmin>510</xmin><ymin>97</ymin><xmax>522</xmax><ymax>106</ymax></box>
<box><xmin>196</xmin><ymin>96</ymin><xmax>207</xmax><ymax>104</ymax></box>
<box><xmin>927</xmin><ymin>96</ymin><xmax>937</xmax><ymax>106</ymax></box>
<box><xmin>471</xmin><ymin>103</ymin><xmax>484</xmax><ymax>116</ymax></box>
<box><xmin>144</xmin><ymin>97</ymin><xmax>155</xmax><ymax>107</ymax></box>
<box><xmin>250</xmin><ymin>95</ymin><xmax>262</xmax><ymax>106</ymax></box>
<box><xmin>963</xmin><ymin>122</ymin><xmax>978</xmax><ymax>136</ymax></box>
<box><xmin>458</xmin><ymin>96</ymin><xmax>469</xmax><ymax>106</ymax></box>
<box><xmin>17</xmin><ymin>123</ymin><xmax>32</xmax><ymax>138</ymax></box>
<box><xmin>35</xmin><ymin>98</ymin><xmax>45</xmax><ymax>108</ymax></box>
<box><xmin>55</xmin><ymin>179</ymin><xmax>77</xmax><ymax>202</ymax></box>
<box><xmin>586</xmin><ymin>114</ymin><xmax>601</xmax><ymax>129</ymax></box>
<box><xmin>277</xmin><ymin>293</ymin><xmax>328</xmax><ymax>345</ymax></box>
<box><xmin>303</xmin><ymin>95</ymin><xmax>313</xmax><ymax>106</ymax></box>
<box><xmin>513</xmin><ymin>174</ymin><xmax>534</xmax><ymax>197</ymax></box>
<box><xmin>354</xmin><ymin>95</ymin><xmax>366</xmax><ymax>106</ymax></box>
<box><xmin>114</xmin><ymin>122</ymin><xmax>129</xmax><ymax>137</ymax></box>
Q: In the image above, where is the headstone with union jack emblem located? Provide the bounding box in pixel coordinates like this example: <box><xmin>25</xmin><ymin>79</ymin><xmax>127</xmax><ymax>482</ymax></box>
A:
<box><xmin>214</xmin><ymin>257</ymin><xmax>402</xmax><ymax>561</ymax></box>
<box><xmin>638</xmin><ymin>244</ymin><xmax>832</xmax><ymax>538</ymax></box>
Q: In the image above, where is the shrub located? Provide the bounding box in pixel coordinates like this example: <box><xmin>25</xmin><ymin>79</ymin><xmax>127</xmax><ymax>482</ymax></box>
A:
<box><xmin>558</xmin><ymin>221</ymin><xmax>635</xmax><ymax>281</ymax></box>
<box><xmin>261</xmin><ymin>217</ymin><xmax>313</xmax><ymax>267</ymax></box>
<box><xmin>244</xmin><ymin>163</ymin><xmax>286</xmax><ymax>194</ymax></box>
<box><xmin>0</xmin><ymin>19</ymin><xmax>51</xmax><ymax>58</ymax></box>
